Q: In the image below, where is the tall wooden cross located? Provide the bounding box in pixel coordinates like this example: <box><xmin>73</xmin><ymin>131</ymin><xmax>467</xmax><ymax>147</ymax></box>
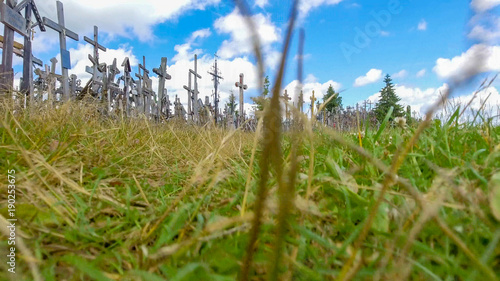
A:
<box><xmin>310</xmin><ymin>90</ymin><xmax>317</xmax><ymax>121</ymax></box>
<box><xmin>0</xmin><ymin>0</ymin><xmax>44</xmax><ymax>93</ymax></box>
<box><xmin>121</xmin><ymin>57</ymin><xmax>132</xmax><ymax>116</ymax></box>
<box><xmin>298</xmin><ymin>90</ymin><xmax>304</xmax><ymax>113</ymax></box>
<box><xmin>183</xmin><ymin>73</ymin><xmax>193</xmax><ymax>121</ymax></box>
<box><xmin>189</xmin><ymin>54</ymin><xmax>202</xmax><ymax>123</ymax></box>
<box><xmin>282</xmin><ymin>89</ymin><xmax>291</xmax><ymax>121</ymax></box>
<box><xmin>134</xmin><ymin>56</ymin><xmax>148</xmax><ymax>114</ymax></box>
<box><xmin>235</xmin><ymin>73</ymin><xmax>248</xmax><ymax>128</ymax></box>
<box><xmin>153</xmin><ymin>57</ymin><xmax>171</xmax><ymax>118</ymax></box>
<box><xmin>43</xmin><ymin>0</ymin><xmax>79</xmax><ymax>101</ymax></box>
<box><xmin>84</xmin><ymin>25</ymin><xmax>107</xmax><ymax>95</ymax></box>
<box><xmin>107</xmin><ymin>58</ymin><xmax>121</xmax><ymax>111</ymax></box>
<box><xmin>18</xmin><ymin>0</ymin><xmax>46</xmax><ymax>98</ymax></box>
<box><xmin>85</xmin><ymin>26</ymin><xmax>106</xmax><ymax>65</ymax></box>
<box><xmin>208</xmin><ymin>55</ymin><xmax>223</xmax><ymax>124</ymax></box>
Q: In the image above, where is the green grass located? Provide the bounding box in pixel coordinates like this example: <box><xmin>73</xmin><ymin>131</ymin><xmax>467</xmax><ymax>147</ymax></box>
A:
<box><xmin>0</xmin><ymin>100</ymin><xmax>499</xmax><ymax>280</ymax></box>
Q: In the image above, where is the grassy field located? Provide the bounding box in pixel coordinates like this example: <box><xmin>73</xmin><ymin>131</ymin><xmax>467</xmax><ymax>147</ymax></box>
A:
<box><xmin>0</xmin><ymin>100</ymin><xmax>499</xmax><ymax>281</ymax></box>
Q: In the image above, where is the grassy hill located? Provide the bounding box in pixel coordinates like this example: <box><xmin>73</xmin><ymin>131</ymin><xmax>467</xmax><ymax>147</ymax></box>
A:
<box><xmin>1</xmin><ymin>99</ymin><xmax>499</xmax><ymax>280</ymax></box>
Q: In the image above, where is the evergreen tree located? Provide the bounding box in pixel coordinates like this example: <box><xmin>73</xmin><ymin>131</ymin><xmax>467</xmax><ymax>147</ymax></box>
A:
<box><xmin>373</xmin><ymin>74</ymin><xmax>404</xmax><ymax>122</ymax></box>
<box><xmin>322</xmin><ymin>85</ymin><xmax>342</xmax><ymax>112</ymax></box>
<box><xmin>406</xmin><ymin>105</ymin><xmax>412</xmax><ymax>126</ymax></box>
<box><xmin>251</xmin><ymin>75</ymin><xmax>270</xmax><ymax>112</ymax></box>
<box><xmin>226</xmin><ymin>90</ymin><xmax>237</xmax><ymax>115</ymax></box>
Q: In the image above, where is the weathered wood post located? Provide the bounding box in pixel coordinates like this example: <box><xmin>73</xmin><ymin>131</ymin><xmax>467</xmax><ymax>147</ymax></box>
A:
<box><xmin>235</xmin><ymin>73</ymin><xmax>248</xmax><ymax>128</ymax></box>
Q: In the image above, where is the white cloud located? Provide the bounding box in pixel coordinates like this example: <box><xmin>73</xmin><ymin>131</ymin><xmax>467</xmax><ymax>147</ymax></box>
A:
<box><xmin>380</xmin><ymin>31</ymin><xmax>391</xmax><ymax>37</ymax></box>
<box><xmin>254</xmin><ymin>0</ymin><xmax>269</xmax><ymax>8</ymax></box>
<box><xmin>67</xmin><ymin>43</ymin><xmax>139</xmax><ymax>82</ymax></box>
<box><xmin>35</xmin><ymin>0</ymin><xmax>221</xmax><ymax>44</ymax></box>
<box><xmin>172</xmin><ymin>28</ymin><xmax>212</xmax><ymax>62</ymax></box>
<box><xmin>214</xmin><ymin>8</ymin><xmax>280</xmax><ymax>66</ymax></box>
<box><xmin>416</xmin><ymin>69</ymin><xmax>427</xmax><ymax>78</ymax></box>
<box><xmin>354</xmin><ymin>69</ymin><xmax>383</xmax><ymax>87</ymax></box>
<box><xmin>190</xmin><ymin>28</ymin><xmax>212</xmax><ymax>41</ymax></box>
<box><xmin>365</xmin><ymin>83</ymin><xmax>500</xmax><ymax>120</ymax></box>
<box><xmin>282</xmin><ymin>77</ymin><xmax>342</xmax><ymax>114</ymax></box>
<box><xmin>367</xmin><ymin>84</ymin><xmax>450</xmax><ymax>116</ymax></box>
<box><xmin>468</xmin><ymin>17</ymin><xmax>500</xmax><ymax>42</ymax></box>
<box><xmin>298</xmin><ymin>0</ymin><xmax>344</xmax><ymax>20</ymax></box>
<box><xmin>433</xmin><ymin>44</ymin><xmax>500</xmax><ymax>82</ymax></box>
<box><xmin>418</xmin><ymin>19</ymin><xmax>428</xmax><ymax>31</ymax></box>
<box><xmin>392</xmin><ymin>70</ymin><xmax>408</xmax><ymax>79</ymax></box>
<box><xmin>471</xmin><ymin>0</ymin><xmax>500</xmax><ymax>12</ymax></box>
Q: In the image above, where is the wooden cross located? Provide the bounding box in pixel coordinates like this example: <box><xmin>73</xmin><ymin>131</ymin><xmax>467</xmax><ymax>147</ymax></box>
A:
<box><xmin>0</xmin><ymin>0</ymin><xmax>42</xmax><ymax>92</ymax></box>
<box><xmin>310</xmin><ymin>90</ymin><xmax>316</xmax><ymax>120</ymax></box>
<box><xmin>107</xmin><ymin>58</ymin><xmax>122</xmax><ymax>111</ymax></box>
<box><xmin>153</xmin><ymin>57</ymin><xmax>171</xmax><ymax>118</ymax></box>
<box><xmin>134</xmin><ymin>56</ymin><xmax>148</xmax><ymax>114</ymax></box>
<box><xmin>282</xmin><ymin>89</ymin><xmax>291</xmax><ymax>121</ymax></box>
<box><xmin>189</xmin><ymin>54</ymin><xmax>202</xmax><ymax>123</ymax></box>
<box><xmin>183</xmin><ymin>73</ymin><xmax>193</xmax><ymax>120</ymax></box>
<box><xmin>43</xmin><ymin>1</ymin><xmax>79</xmax><ymax>101</ymax></box>
<box><xmin>298</xmin><ymin>90</ymin><xmax>304</xmax><ymax>113</ymax></box>
<box><xmin>17</xmin><ymin>0</ymin><xmax>46</xmax><ymax>98</ymax></box>
<box><xmin>235</xmin><ymin>73</ymin><xmax>248</xmax><ymax>128</ymax></box>
<box><xmin>121</xmin><ymin>57</ymin><xmax>132</xmax><ymax>116</ymax></box>
<box><xmin>366</xmin><ymin>100</ymin><xmax>373</xmax><ymax>111</ymax></box>
<box><xmin>84</xmin><ymin>25</ymin><xmax>107</xmax><ymax>95</ymax></box>
<box><xmin>84</xmin><ymin>26</ymin><xmax>106</xmax><ymax>65</ymax></box>
<box><xmin>164</xmin><ymin>93</ymin><xmax>171</xmax><ymax>119</ymax></box>
<box><xmin>208</xmin><ymin>56</ymin><xmax>223</xmax><ymax>124</ymax></box>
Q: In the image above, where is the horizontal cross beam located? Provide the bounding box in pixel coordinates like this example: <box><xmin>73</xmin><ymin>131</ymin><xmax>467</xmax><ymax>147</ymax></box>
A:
<box><xmin>42</xmin><ymin>17</ymin><xmax>78</xmax><ymax>41</ymax></box>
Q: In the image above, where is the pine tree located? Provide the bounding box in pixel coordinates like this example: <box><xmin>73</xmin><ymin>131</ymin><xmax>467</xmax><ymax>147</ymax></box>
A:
<box><xmin>226</xmin><ymin>90</ymin><xmax>237</xmax><ymax>115</ymax></box>
<box><xmin>322</xmin><ymin>85</ymin><xmax>342</xmax><ymax>112</ymax></box>
<box><xmin>251</xmin><ymin>75</ymin><xmax>270</xmax><ymax>112</ymax></box>
<box><xmin>373</xmin><ymin>74</ymin><xmax>403</xmax><ymax>122</ymax></box>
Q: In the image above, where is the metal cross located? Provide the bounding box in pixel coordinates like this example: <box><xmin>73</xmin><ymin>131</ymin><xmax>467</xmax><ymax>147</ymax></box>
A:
<box><xmin>208</xmin><ymin>55</ymin><xmax>223</xmax><ymax>124</ymax></box>
<box><xmin>43</xmin><ymin>0</ymin><xmax>79</xmax><ymax>101</ymax></box>
<box><xmin>235</xmin><ymin>73</ymin><xmax>248</xmax><ymax>128</ymax></box>
<box><xmin>189</xmin><ymin>54</ymin><xmax>202</xmax><ymax>123</ymax></box>
<box><xmin>153</xmin><ymin>57</ymin><xmax>171</xmax><ymax>118</ymax></box>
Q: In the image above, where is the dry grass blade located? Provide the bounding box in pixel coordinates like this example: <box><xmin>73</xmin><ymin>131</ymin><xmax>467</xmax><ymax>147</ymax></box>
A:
<box><xmin>0</xmin><ymin>214</ymin><xmax>42</xmax><ymax>281</ymax></box>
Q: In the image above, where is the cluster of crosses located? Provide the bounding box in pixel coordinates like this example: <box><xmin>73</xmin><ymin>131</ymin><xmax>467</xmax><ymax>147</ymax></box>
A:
<box><xmin>0</xmin><ymin>0</ymin><xmax>255</xmax><ymax>128</ymax></box>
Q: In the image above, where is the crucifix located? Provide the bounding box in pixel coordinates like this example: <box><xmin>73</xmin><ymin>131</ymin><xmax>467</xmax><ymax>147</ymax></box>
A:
<box><xmin>17</xmin><ymin>0</ymin><xmax>46</xmax><ymax>99</ymax></box>
<box><xmin>235</xmin><ymin>73</ymin><xmax>248</xmax><ymax>128</ymax></box>
<box><xmin>282</xmin><ymin>89</ymin><xmax>291</xmax><ymax>122</ymax></box>
<box><xmin>153</xmin><ymin>57</ymin><xmax>171</xmax><ymax>118</ymax></box>
<box><xmin>189</xmin><ymin>54</ymin><xmax>202</xmax><ymax>123</ymax></box>
<box><xmin>121</xmin><ymin>57</ymin><xmax>132</xmax><ymax>116</ymax></box>
<box><xmin>47</xmin><ymin>57</ymin><xmax>61</xmax><ymax>103</ymax></box>
<box><xmin>84</xmin><ymin>25</ymin><xmax>107</xmax><ymax>97</ymax></box>
<box><xmin>310</xmin><ymin>90</ymin><xmax>317</xmax><ymax>121</ymax></box>
<box><xmin>298</xmin><ymin>90</ymin><xmax>304</xmax><ymax>113</ymax></box>
<box><xmin>0</xmin><ymin>0</ymin><xmax>41</xmax><ymax>93</ymax></box>
<box><xmin>366</xmin><ymin>100</ymin><xmax>373</xmax><ymax>111</ymax></box>
<box><xmin>140</xmin><ymin>57</ymin><xmax>154</xmax><ymax>118</ymax></box>
<box><xmin>183</xmin><ymin>73</ymin><xmax>193</xmax><ymax>121</ymax></box>
<box><xmin>43</xmin><ymin>0</ymin><xmax>79</xmax><ymax>101</ymax></box>
<box><xmin>164</xmin><ymin>93</ymin><xmax>172</xmax><ymax>119</ymax></box>
<box><xmin>107</xmin><ymin>58</ymin><xmax>121</xmax><ymax>112</ymax></box>
<box><xmin>208</xmin><ymin>55</ymin><xmax>223</xmax><ymax>124</ymax></box>
<box><xmin>134</xmin><ymin>57</ymin><xmax>147</xmax><ymax>114</ymax></box>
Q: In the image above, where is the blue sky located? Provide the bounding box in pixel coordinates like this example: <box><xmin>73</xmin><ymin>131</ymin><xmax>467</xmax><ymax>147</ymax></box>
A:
<box><xmin>7</xmin><ymin>0</ymin><xmax>500</xmax><ymax>116</ymax></box>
